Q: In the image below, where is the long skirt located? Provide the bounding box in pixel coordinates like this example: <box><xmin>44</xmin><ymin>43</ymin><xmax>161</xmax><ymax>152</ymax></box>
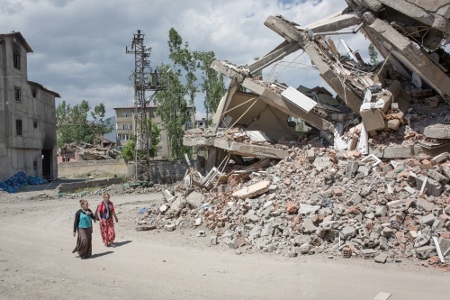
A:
<box><xmin>73</xmin><ymin>227</ymin><xmax>93</xmax><ymax>258</ymax></box>
<box><xmin>100</xmin><ymin>218</ymin><xmax>115</xmax><ymax>246</ymax></box>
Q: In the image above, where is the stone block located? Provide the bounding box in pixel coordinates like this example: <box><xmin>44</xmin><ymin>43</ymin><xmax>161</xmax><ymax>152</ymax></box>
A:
<box><xmin>384</xmin><ymin>119</ymin><xmax>401</xmax><ymax>130</ymax></box>
<box><xmin>361</xmin><ymin>249</ymin><xmax>377</xmax><ymax>258</ymax></box>
<box><xmin>374</xmin><ymin>253</ymin><xmax>388</xmax><ymax>263</ymax></box>
<box><xmin>442</xmin><ymin>166</ymin><xmax>450</xmax><ymax>179</ymax></box>
<box><xmin>261</xmin><ymin>224</ymin><xmax>272</xmax><ymax>236</ymax></box>
<box><xmin>249</xmin><ymin>225</ymin><xmax>262</xmax><ymax>239</ymax></box>
<box><xmin>414</xmin><ymin>234</ymin><xmax>431</xmax><ymax>248</ymax></box>
<box><xmin>432</xmin><ymin>152</ymin><xmax>450</xmax><ymax>164</ymax></box>
<box><xmin>423</xmin><ymin>124</ymin><xmax>450</xmax><ymax>139</ymax></box>
<box><xmin>375</xmin><ymin>206</ymin><xmax>387</xmax><ymax>217</ymax></box>
<box><xmin>421</xmin><ymin>213</ymin><xmax>436</xmax><ymax>226</ymax></box>
<box><xmin>306</xmin><ymin>149</ymin><xmax>315</xmax><ymax>161</ymax></box>
<box><xmin>186</xmin><ymin>191</ymin><xmax>205</xmax><ymax>208</ymax></box>
<box><xmin>245</xmin><ymin>210</ymin><xmax>259</xmax><ymax>223</ymax></box>
<box><xmin>415</xmin><ymin>175</ymin><xmax>443</xmax><ymax>197</ymax></box>
<box><xmin>361</xmin><ymin>108</ymin><xmax>385</xmax><ymax>131</ymax></box>
<box><xmin>416</xmin><ymin>199</ymin><xmax>435</xmax><ymax>212</ymax></box>
<box><xmin>232</xmin><ymin>180</ymin><xmax>271</xmax><ymax>199</ymax></box>
<box><xmin>415</xmin><ymin>245</ymin><xmax>437</xmax><ymax>260</ymax></box>
<box><xmin>333</xmin><ymin>187</ymin><xmax>343</xmax><ymax>197</ymax></box>
<box><xmin>223</xmin><ymin>238</ymin><xmax>236</xmax><ymax>249</ymax></box>
<box><xmin>346</xmin><ymin>161</ymin><xmax>359</xmax><ymax>178</ymax></box>
<box><xmin>347</xmin><ymin>193</ymin><xmax>362</xmax><ymax>206</ymax></box>
<box><xmin>302</xmin><ymin>218</ymin><xmax>317</xmax><ymax>234</ymax></box>
<box><xmin>298</xmin><ymin>204</ymin><xmax>320</xmax><ymax>217</ymax></box>
<box><xmin>439</xmin><ymin>238</ymin><xmax>450</xmax><ymax>255</ymax></box>
<box><xmin>164</xmin><ymin>224</ymin><xmax>176</xmax><ymax>231</ymax></box>
<box><xmin>313</xmin><ymin>156</ymin><xmax>333</xmax><ymax>172</ymax></box>
<box><xmin>162</xmin><ymin>189</ymin><xmax>174</xmax><ymax>201</ymax></box>
<box><xmin>169</xmin><ymin>196</ymin><xmax>185</xmax><ymax>212</ymax></box>
<box><xmin>341</xmin><ymin>226</ymin><xmax>356</xmax><ymax>239</ymax></box>
<box><xmin>427</xmin><ymin>169</ymin><xmax>449</xmax><ymax>185</ymax></box>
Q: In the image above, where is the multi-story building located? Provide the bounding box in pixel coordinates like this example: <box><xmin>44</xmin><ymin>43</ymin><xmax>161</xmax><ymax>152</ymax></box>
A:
<box><xmin>114</xmin><ymin>105</ymin><xmax>195</xmax><ymax>159</ymax></box>
<box><xmin>0</xmin><ymin>32</ymin><xmax>60</xmax><ymax>181</ymax></box>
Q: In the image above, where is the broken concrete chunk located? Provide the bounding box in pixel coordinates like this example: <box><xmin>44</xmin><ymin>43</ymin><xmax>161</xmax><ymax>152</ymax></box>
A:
<box><xmin>374</xmin><ymin>253</ymin><xmax>388</xmax><ymax>263</ymax></box>
<box><xmin>169</xmin><ymin>196</ymin><xmax>186</xmax><ymax>212</ymax></box>
<box><xmin>415</xmin><ymin>245</ymin><xmax>437</xmax><ymax>259</ymax></box>
<box><xmin>427</xmin><ymin>169</ymin><xmax>449</xmax><ymax>185</ymax></box>
<box><xmin>313</xmin><ymin>156</ymin><xmax>333</xmax><ymax>172</ymax></box>
<box><xmin>232</xmin><ymin>180</ymin><xmax>271</xmax><ymax>199</ymax></box>
<box><xmin>186</xmin><ymin>191</ymin><xmax>206</xmax><ymax>208</ymax></box>
<box><xmin>421</xmin><ymin>213</ymin><xmax>436</xmax><ymax>226</ymax></box>
<box><xmin>415</xmin><ymin>175</ymin><xmax>443</xmax><ymax>197</ymax></box>
<box><xmin>432</xmin><ymin>152</ymin><xmax>450</xmax><ymax>164</ymax></box>
<box><xmin>423</xmin><ymin>124</ymin><xmax>450</xmax><ymax>139</ymax></box>
<box><xmin>298</xmin><ymin>204</ymin><xmax>320</xmax><ymax>217</ymax></box>
<box><xmin>301</xmin><ymin>219</ymin><xmax>317</xmax><ymax>234</ymax></box>
<box><xmin>162</xmin><ymin>189</ymin><xmax>175</xmax><ymax>202</ymax></box>
<box><xmin>360</xmin><ymin>108</ymin><xmax>385</xmax><ymax>131</ymax></box>
<box><xmin>164</xmin><ymin>224</ymin><xmax>176</xmax><ymax>231</ymax></box>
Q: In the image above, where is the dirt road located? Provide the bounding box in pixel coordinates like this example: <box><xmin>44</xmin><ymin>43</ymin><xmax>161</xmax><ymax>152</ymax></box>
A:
<box><xmin>0</xmin><ymin>191</ymin><xmax>449</xmax><ymax>300</ymax></box>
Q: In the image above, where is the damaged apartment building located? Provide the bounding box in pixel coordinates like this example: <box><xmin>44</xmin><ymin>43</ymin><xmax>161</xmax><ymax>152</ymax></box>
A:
<box><xmin>184</xmin><ymin>0</ymin><xmax>450</xmax><ymax>172</ymax></box>
<box><xmin>0</xmin><ymin>32</ymin><xmax>60</xmax><ymax>181</ymax></box>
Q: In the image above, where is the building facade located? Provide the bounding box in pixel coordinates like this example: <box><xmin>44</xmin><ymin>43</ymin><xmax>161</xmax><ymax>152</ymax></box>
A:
<box><xmin>114</xmin><ymin>105</ymin><xmax>195</xmax><ymax>159</ymax></box>
<box><xmin>0</xmin><ymin>32</ymin><xmax>60</xmax><ymax>181</ymax></box>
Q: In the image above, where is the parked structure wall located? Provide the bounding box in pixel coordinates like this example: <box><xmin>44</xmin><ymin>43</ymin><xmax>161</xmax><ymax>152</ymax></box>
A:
<box><xmin>0</xmin><ymin>32</ymin><xmax>59</xmax><ymax>181</ymax></box>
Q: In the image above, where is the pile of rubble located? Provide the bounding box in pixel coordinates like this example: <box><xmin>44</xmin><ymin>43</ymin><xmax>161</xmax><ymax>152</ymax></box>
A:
<box><xmin>59</xmin><ymin>142</ymin><xmax>121</xmax><ymax>160</ymax></box>
<box><xmin>135</xmin><ymin>149</ymin><xmax>450</xmax><ymax>267</ymax></box>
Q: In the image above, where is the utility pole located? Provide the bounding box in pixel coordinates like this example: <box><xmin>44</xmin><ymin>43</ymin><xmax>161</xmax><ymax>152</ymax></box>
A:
<box><xmin>126</xmin><ymin>30</ymin><xmax>165</xmax><ymax>182</ymax></box>
<box><xmin>126</xmin><ymin>30</ymin><xmax>151</xmax><ymax>181</ymax></box>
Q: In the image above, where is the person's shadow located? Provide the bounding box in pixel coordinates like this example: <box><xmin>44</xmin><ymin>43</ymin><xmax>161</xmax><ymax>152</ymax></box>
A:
<box><xmin>113</xmin><ymin>240</ymin><xmax>132</xmax><ymax>247</ymax></box>
<box><xmin>90</xmin><ymin>251</ymin><xmax>114</xmax><ymax>259</ymax></box>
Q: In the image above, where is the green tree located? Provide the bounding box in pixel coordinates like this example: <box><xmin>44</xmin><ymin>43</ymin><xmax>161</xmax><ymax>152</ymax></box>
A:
<box><xmin>56</xmin><ymin>100</ymin><xmax>113</xmax><ymax>147</ymax></box>
<box><xmin>90</xmin><ymin>103</ymin><xmax>113</xmax><ymax>145</ymax></box>
<box><xmin>155</xmin><ymin>28</ymin><xmax>225</xmax><ymax>158</ymax></box>
<box><xmin>120</xmin><ymin>135</ymin><xmax>135</xmax><ymax>162</ymax></box>
<box><xmin>121</xmin><ymin>119</ymin><xmax>160</xmax><ymax>162</ymax></box>
<box><xmin>168</xmin><ymin>28</ymin><xmax>197</xmax><ymax>107</ymax></box>
<box><xmin>368</xmin><ymin>44</ymin><xmax>379</xmax><ymax>65</ymax></box>
<box><xmin>194</xmin><ymin>50</ymin><xmax>225</xmax><ymax>124</ymax></box>
<box><xmin>154</xmin><ymin>63</ymin><xmax>188</xmax><ymax>159</ymax></box>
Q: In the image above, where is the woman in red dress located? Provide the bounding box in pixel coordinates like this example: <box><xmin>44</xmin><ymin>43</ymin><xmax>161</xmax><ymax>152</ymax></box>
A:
<box><xmin>96</xmin><ymin>193</ymin><xmax>119</xmax><ymax>247</ymax></box>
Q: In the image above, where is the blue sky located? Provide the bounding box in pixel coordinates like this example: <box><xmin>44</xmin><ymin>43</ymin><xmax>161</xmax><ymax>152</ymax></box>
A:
<box><xmin>1</xmin><ymin>0</ymin><xmax>359</xmax><ymax>118</ymax></box>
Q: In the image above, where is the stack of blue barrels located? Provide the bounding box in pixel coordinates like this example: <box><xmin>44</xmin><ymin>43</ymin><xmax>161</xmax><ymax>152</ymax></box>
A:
<box><xmin>0</xmin><ymin>171</ymin><xmax>47</xmax><ymax>193</ymax></box>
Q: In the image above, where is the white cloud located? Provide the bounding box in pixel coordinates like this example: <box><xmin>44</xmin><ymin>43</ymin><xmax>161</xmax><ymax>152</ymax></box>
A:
<box><xmin>1</xmin><ymin>0</ymin><xmax>351</xmax><ymax>117</ymax></box>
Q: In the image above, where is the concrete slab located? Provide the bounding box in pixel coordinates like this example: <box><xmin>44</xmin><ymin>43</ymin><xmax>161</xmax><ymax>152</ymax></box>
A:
<box><xmin>281</xmin><ymin>86</ymin><xmax>317</xmax><ymax>112</ymax></box>
<box><xmin>423</xmin><ymin>124</ymin><xmax>450</xmax><ymax>139</ymax></box>
<box><xmin>232</xmin><ymin>180</ymin><xmax>271</xmax><ymax>199</ymax></box>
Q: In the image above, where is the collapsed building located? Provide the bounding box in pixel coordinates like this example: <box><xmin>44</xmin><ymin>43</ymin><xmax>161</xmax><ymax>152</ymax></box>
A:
<box><xmin>185</xmin><ymin>0</ymin><xmax>450</xmax><ymax>166</ymax></box>
<box><xmin>148</xmin><ymin>0</ymin><xmax>450</xmax><ymax>264</ymax></box>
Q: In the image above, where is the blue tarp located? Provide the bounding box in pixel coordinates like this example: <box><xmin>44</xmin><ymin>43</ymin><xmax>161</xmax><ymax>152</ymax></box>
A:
<box><xmin>0</xmin><ymin>171</ymin><xmax>47</xmax><ymax>193</ymax></box>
